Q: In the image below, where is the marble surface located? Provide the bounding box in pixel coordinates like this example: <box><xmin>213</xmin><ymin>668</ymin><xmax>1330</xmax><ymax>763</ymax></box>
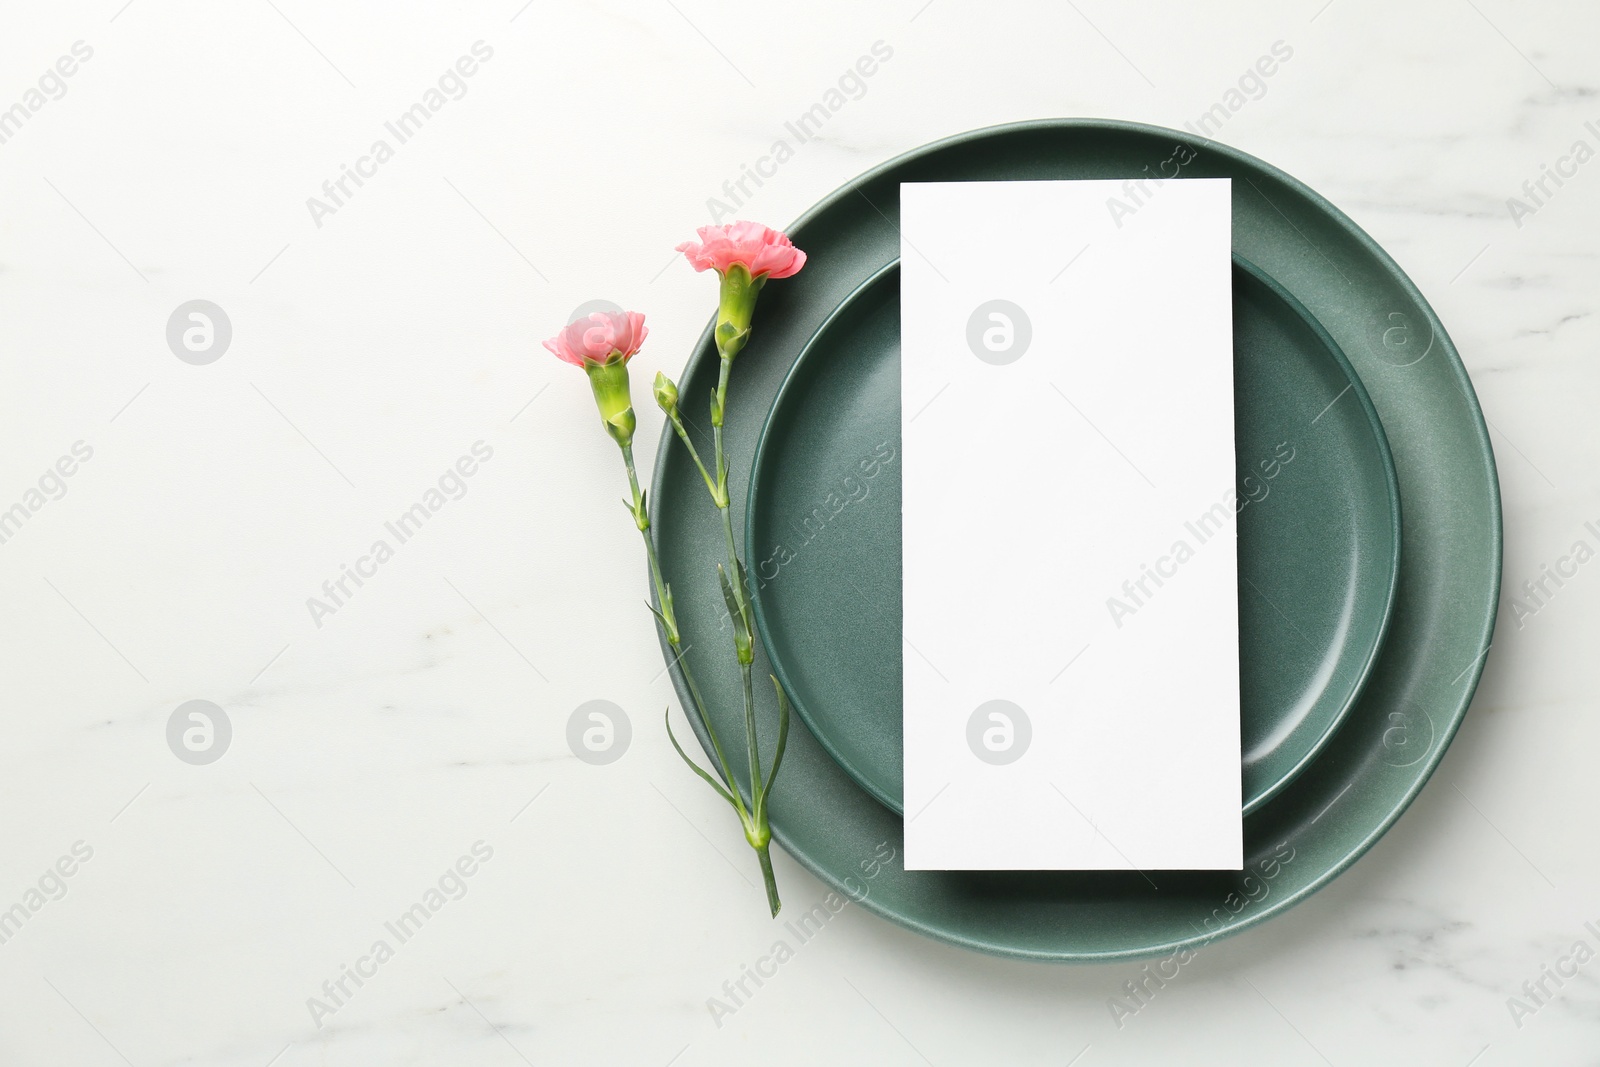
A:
<box><xmin>0</xmin><ymin>0</ymin><xmax>1596</xmax><ymax>1063</ymax></box>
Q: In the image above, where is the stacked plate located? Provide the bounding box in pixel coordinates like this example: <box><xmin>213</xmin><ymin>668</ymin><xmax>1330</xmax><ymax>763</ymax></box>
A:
<box><xmin>650</xmin><ymin>120</ymin><xmax>1501</xmax><ymax>961</ymax></box>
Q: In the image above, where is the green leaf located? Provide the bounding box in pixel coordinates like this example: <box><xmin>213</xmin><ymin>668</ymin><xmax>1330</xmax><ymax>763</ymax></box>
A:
<box><xmin>649</xmin><ymin>580</ymin><xmax>681</xmax><ymax>641</ymax></box>
<box><xmin>717</xmin><ymin>564</ymin><xmax>752</xmax><ymax>661</ymax></box>
<box><xmin>716</xmin><ymin>563</ymin><xmax>739</xmax><ymax>620</ymax></box>
<box><xmin>622</xmin><ymin>494</ymin><xmax>648</xmax><ymax>531</ymax></box>
<box><xmin>646</xmin><ymin>601</ymin><xmax>679</xmax><ymax>646</ymax></box>
<box><xmin>734</xmin><ymin>559</ymin><xmax>755</xmax><ymax>630</ymax></box>
<box><xmin>664</xmin><ymin>708</ymin><xmax>737</xmax><ymax>808</ymax></box>
<box><xmin>762</xmin><ymin>675</ymin><xmax>792</xmax><ymax>799</ymax></box>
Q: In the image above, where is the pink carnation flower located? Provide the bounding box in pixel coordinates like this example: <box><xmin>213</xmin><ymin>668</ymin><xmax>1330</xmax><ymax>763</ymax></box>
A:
<box><xmin>676</xmin><ymin>221</ymin><xmax>807</xmax><ymax>280</ymax></box>
<box><xmin>543</xmin><ymin>310</ymin><xmax>649</xmax><ymax>367</ymax></box>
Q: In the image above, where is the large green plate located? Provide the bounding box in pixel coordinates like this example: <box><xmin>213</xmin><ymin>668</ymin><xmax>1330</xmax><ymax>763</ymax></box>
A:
<box><xmin>651</xmin><ymin>119</ymin><xmax>1500</xmax><ymax>960</ymax></box>
<box><xmin>743</xmin><ymin>255</ymin><xmax>1401</xmax><ymax>818</ymax></box>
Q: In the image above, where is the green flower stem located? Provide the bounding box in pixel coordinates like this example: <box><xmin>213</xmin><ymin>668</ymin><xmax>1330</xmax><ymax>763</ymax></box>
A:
<box><xmin>711</xmin><ymin>357</ymin><xmax>734</xmax><ymax>497</ymax></box>
<box><xmin>620</xmin><ymin>443</ymin><xmax>673</xmax><ymax>641</ymax></box>
<box><xmin>708</xmin><ymin>354</ymin><xmax>758</xmax><ymax>778</ymax></box>
<box><xmin>736</xmin><ymin>665</ymin><xmax>783</xmax><ymax>919</ymax></box>
<box><xmin>718</xmin><ymin>505</ymin><xmax>743</xmax><ymax>614</ymax></box>
<box><xmin>617</xmin><ymin>442</ymin><xmax>745</xmax><ymax>813</ymax></box>
<box><xmin>663</xmin><ymin>411</ymin><xmax>719</xmax><ymax>502</ymax></box>
<box><xmin>708</xmin><ymin>346</ymin><xmax>782</xmax><ymax>916</ymax></box>
<box><xmin>710</xmin><ymin>356</ymin><xmax>749</xmax><ymax>628</ymax></box>
<box><xmin>755</xmin><ymin>844</ymin><xmax>779</xmax><ymax>916</ymax></box>
<box><xmin>739</xmin><ymin>659</ymin><xmax>760</xmax><ymax>827</ymax></box>
<box><xmin>627</xmin><ymin>268</ymin><xmax>788</xmax><ymax>917</ymax></box>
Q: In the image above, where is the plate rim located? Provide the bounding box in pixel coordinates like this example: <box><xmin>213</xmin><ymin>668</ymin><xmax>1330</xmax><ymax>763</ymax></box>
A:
<box><xmin>652</xmin><ymin>117</ymin><xmax>1502</xmax><ymax>961</ymax></box>
<box><xmin>1230</xmin><ymin>252</ymin><xmax>1405</xmax><ymax>811</ymax></box>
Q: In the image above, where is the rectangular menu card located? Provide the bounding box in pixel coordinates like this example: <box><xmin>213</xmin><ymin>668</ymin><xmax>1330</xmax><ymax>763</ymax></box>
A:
<box><xmin>900</xmin><ymin>178</ymin><xmax>1242</xmax><ymax>871</ymax></box>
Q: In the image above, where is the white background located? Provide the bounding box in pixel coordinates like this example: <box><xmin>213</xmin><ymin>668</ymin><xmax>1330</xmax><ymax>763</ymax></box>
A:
<box><xmin>0</xmin><ymin>1</ymin><xmax>1595</xmax><ymax>1064</ymax></box>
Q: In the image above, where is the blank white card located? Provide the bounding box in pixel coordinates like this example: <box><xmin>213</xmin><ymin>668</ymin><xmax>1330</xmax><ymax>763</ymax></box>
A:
<box><xmin>901</xmin><ymin>179</ymin><xmax>1241</xmax><ymax>871</ymax></box>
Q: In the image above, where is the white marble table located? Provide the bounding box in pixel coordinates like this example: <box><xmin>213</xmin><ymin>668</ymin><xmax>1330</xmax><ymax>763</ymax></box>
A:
<box><xmin>0</xmin><ymin>0</ymin><xmax>1594</xmax><ymax>1063</ymax></box>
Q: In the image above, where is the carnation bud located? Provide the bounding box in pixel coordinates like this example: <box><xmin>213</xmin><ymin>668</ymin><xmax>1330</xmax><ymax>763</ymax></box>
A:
<box><xmin>653</xmin><ymin>372</ymin><xmax>680</xmax><ymax>416</ymax></box>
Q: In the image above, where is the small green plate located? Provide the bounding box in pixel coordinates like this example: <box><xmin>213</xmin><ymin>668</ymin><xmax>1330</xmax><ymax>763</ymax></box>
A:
<box><xmin>745</xmin><ymin>255</ymin><xmax>1401</xmax><ymax>817</ymax></box>
<box><xmin>651</xmin><ymin>119</ymin><xmax>1501</xmax><ymax>961</ymax></box>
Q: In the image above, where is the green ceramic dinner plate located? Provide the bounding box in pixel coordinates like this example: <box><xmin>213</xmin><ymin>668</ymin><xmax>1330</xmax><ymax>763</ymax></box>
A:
<box><xmin>744</xmin><ymin>255</ymin><xmax>1401</xmax><ymax>818</ymax></box>
<box><xmin>651</xmin><ymin>119</ymin><xmax>1500</xmax><ymax>961</ymax></box>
